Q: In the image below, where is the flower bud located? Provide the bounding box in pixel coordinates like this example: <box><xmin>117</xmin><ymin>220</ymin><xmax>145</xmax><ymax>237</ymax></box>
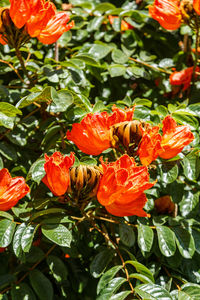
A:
<box><xmin>68</xmin><ymin>165</ymin><xmax>102</xmax><ymax>204</ymax></box>
<box><xmin>110</xmin><ymin>120</ymin><xmax>147</xmax><ymax>155</ymax></box>
<box><xmin>1</xmin><ymin>8</ymin><xmax>12</xmax><ymax>29</ymax></box>
<box><xmin>180</xmin><ymin>0</ymin><xmax>195</xmax><ymax>23</ymax></box>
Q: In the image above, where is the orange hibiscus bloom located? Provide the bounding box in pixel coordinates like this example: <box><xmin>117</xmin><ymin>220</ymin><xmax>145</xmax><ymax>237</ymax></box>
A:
<box><xmin>9</xmin><ymin>0</ymin><xmax>73</xmax><ymax>44</ymax></box>
<box><xmin>66</xmin><ymin>106</ymin><xmax>134</xmax><ymax>155</ymax></box>
<box><xmin>149</xmin><ymin>0</ymin><xmax>182</xmax><ymax>30</ymax></box>
<box><xmin>25</xmin><ymin>0</ymin><xmax>56</xmax><ymax>37</ymax></box>
<box><xmin>108</xmin><ymin>15</ymin><xmax>134</xmax><ymax>31</ymax></box>
<box><xmin>0</xmin><ymin>168</ymin><xmax>30</xmax><ymax>211</ymax></box>
<box><xmin>169</xmin><ymin>66</ymin><xmax>200</xmax><ymax>91</ymax></box>
<box><xmin>137</xmin><ymin>125</ymin><xmax>163</xmax><ymax>166</ymax></box>
<box><xmin>42</xmin><ymin>151</ymin><xmax>75</xmax><ymax>196</ymax></box>
<box><xmin>97</xmin><ymin>155</ymin><xmax>155</xmax><ymax>217</ymax></box>
<box><xmin>37</xmin><ymin>12</ymin><xmax>74</xmax><ymax>44</ymax></box>
<box><xmin>9</xmin><ymin>0</ymin><xmax>31</xmax><ymax>29</ymax></box>
<box><xmin>159</xmin><ymin>115</ymin><xmax>194</xmax><ymax>159</ymax></box>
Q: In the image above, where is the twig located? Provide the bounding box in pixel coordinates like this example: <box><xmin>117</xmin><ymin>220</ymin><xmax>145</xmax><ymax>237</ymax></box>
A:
<box><xmin>15</xmin><ymin>46</ymin><xmax>34</xmax><ymax>87</ymax></box>
<box><xmin>0</xmin><ymin>59</ymin><xmax>25</xmax><ymax>83</ymax></box>
<box><xmin>1</xmin><ymin>244</ymin><xmax>56</xmax><ymax>294</ymax></box>
<box><xmin>129</xmin><ymin>57</ymin><xmax>172</xmax><ymax>74</ymax></box>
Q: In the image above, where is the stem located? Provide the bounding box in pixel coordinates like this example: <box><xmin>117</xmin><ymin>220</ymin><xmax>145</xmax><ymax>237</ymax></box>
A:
<box><xmin>129</xmin><ymin>57</ymin><xmax>172</xmax><ymax>75</ymax></box>
<box><xmin>15</xmin><ymin>46</ymin><xmax>34</xmax><ymax>87</ymax></box>
<box><xmin>0</xmin><ymin>244</ymin><xmax>56</xmax><ymax>294</ymax></box>
<box><xmin>55</xmin><ymin>41</ymin><xmax>59</xmax><ymax>61</ymax></box>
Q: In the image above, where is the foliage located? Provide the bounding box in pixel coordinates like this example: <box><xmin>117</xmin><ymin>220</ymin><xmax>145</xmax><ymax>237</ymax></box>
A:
<box><xmin>0</xmin><ymin>0</ymin><xmax>200</xmax><ymax>299</ymax></box>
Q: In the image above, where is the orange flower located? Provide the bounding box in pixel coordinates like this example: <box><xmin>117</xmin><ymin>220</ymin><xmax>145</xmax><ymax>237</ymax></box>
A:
<box><xmin>37</xmin><ymin>12</ymin><xmax>74</xmax><ymax>44</ymax></box>
<box><xmin>159</xmin><ymin>115</ymin><xmax>194</xmax><ymax>159</ymax></box>
<box><xmin>108</xmin><ymin>15</ymin><xmax>134</xmax><ymax>31</ymax></box>
<box><xmin>0</xmin><ymin>168</ymin><xmax>30</xmax><ymax>211</ymax></box>
<box><xmin>42</xmin><ymin>151</ymin><xmax>75</xmax><ymax>196</ymax></box>
<box><xmin>149</xmin><ymin>0</ymin><xmax>182</xmax><ymax>30</ymax></box>
<box><xmin>169</xmin><ymin>66</ymin><xmax>200</xmax><ymax>91</ymax></box>
<box><xmin>194</xmin><ymin>0</ymin><xmax>200</xmax><ymax>15</ymax></box>
<box><xmin>9</xmin><ymin>0</ymin><xmax>31</xmax><ymax>29</ymax></box>
<box><xmin>137</xmin><ymin>125</ymin><xmax>163</xmax><ymax>166</ymax></box>
<box><xmin>9</xmin><ymin>0</ymin><xmax>73</xmax><ymax>44</ymax></box>
<box><xmin>25</xmin><ymin>0</ymin><xmax>56</xmax><ymax>37</ymax></box>
<box><xmin>66</xmin><ymin>106</ymin><xmax>134</xmax><ymax>155</ymax></box>
<box><xmin>97</xmin><ymin>155</ymin><xmax>155</xmax><ymax>217</ymax></box>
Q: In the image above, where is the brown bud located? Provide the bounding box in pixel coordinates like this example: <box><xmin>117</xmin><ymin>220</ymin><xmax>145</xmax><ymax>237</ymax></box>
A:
<box><xmin>1</xmin><ymin>8</ymin><xmax>11</xmax><ymax>29</ymax></box>
<box><xmin>68</xmin><ymin>165</ymin><xmax>102</xmax><ymax>205</ymax></box>
<box><xmin>110</xmin><ymin>120</ymin><xmax>148</xmax><ymax>155</ymax></box>
<box><xmin>0</xmin><ymin>7</ymin><xmax>7</xmax><ymax>32</ymax></box>
<box><xmin>155</xmin><ymin>195</ymin><xmax>175</xmax><ymax>215</ymax></box>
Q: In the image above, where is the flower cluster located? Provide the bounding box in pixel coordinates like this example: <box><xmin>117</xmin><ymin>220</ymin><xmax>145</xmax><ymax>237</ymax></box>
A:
<box><xmin>41</xmin><ymin>151</ymin><xmax>155</xmax><ymax>218</ymax></box>
<box><xmin>0</xmin><ymin>0</ymin><xmax>74</xmax><ymax>45</ymax></box>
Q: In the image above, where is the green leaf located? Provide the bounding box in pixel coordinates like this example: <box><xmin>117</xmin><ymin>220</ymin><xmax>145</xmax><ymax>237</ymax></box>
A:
<box><xmin>155</xmin><ymin>105</ymin><xmax>168</xmax><ymax>117</ymax></box>
<box><xmin>182</xmin><ymin>151</ymin><xmax>200</xmax><ymax>181</ymax></box>
<box><xmin>90</xmin><ymin>249</ymin><xmax>114</xmax><ymax>278</ymax></box>
<box><xmin>94</xmin><ymin>3</ymin><xmax>116</xmax><ymax>14</ymax></box>
<box><xmin>0</xmin><ymin>102</ymin><xmax>22</xmax><ymax>117</ymax></box>
<box><xmin>21</xmin><ymin>225</ymin><xmax>38</xmax><ymax>253</ymax></box>
<box><xmin>181</xmin><ymin>283</ymin><xmax>200</xmax><ymax>299</ymax></box>
<box><xmin>109</xmin><ymin>64</ymin><xmax>126</xmax><ymax>77</ymax></box>
<box><xmin>27</xmin><ymin>158</ymin><xmax>45</xmax><ymax>184</ymax></box>
<box><xmin>47</xmin><ymin>255</ymin><xmax>68</xmax><ymax>283</ymax></box>
<box><xmin>135</xmin><ymin>284</ymin><xmax>173</xmax><ymax>300</ymax></box>
<box><xmin>87</xmin><ymin>16</ymin><xmax>105</xmax><ymax>32</ymax></box>
<box><xmin>189</xmin><ymin>103</ymin><xmax>200</xmax><ymax>118</ymax></box>
<box><xmin>0</xmin><ymin>113</ymin><xmax>15</xmax><ymax>129</ymax></box>
<box><xmin>172</xmin><ymin>113</ymin><xmax>199</xmax><ymax>130</ymax></box>
<box><xmin>0</xmin><ymin>219</ymin><xmax>16</xmax><ymax>247</ymax></box>
<box><xmin>74</xmin><ymin>54</ymin><xmax>100</xmax><ymax>67</ymax></box>
<box><xmin>0</xmin><ymin>142</ymin><xmax>17</xmax><ymax>161</ymax></box>
<box><xmin>119</xmin><ymin>224</ymin><xmax>135</xmax><ymax>247</ymax></box>
<box><xmin>156</xmin><ymin>226</ymin><xmax>176</xmax><ymax>257</ymax></box>
<box><xmin>97</xmin><ymin>266</ymin><xmax>122</xmax><ymax>295</ymax></box>
<box><xmin>89</xmin><ymin>44</ymin><xmax>113</xmax><ymax>60</ymax></box>
<box><xmin>0</xmin><ymin>211</ymin><xmax>13</xmax><ymax>221</ymax></box>
<box><xmin>137</xmin><ymin>224</ymin><xmax>154</xmax><ymax>252</ymax></box>
<box><xmin>41</xmin><ymin>224</ymin><xmax>72</xmax><ymax>247</ymax></box>
<box><xmin>17</xmin><ymin>87</ymin><xmax>55</xmax><ymax>109</ymax></box>
<box><xmin>97</xmin><ymin>277</ymin><xmax>126</xmax><ymax>300</ymax></box>
<box><xmin>29</xmin><ymin>269</ymin><xmax>53</xmax><ymax>300</ymax></box>
<box><xmin>110</xmin><ymin>291</ymin><xmax>132</xmax><ymax>300</ymax></box>
<box><xmin>192</xmin><ymin>228</ymin><xmax>200</xmax><ymax>254</ymax></box>
<box><xmin>11</xmin><ymin>283</ymin><xmax>36</xmax><ymax>300</ymax></box>
<box><xmin>173</xmin><ymin>227</ymin><xmax>195</xmax><ymax>258</ymax></box>
<box><xmin>129</xmin><ymin>273</ymin><xmax>154</xmax><ymax>284</ymax></box>
<box><xmin>180</xmin><ymin>191</ymin><xmax>199</xmax><ymax>218</ymax></box>
<box><xmin>127</xmin><ymin>66</ymin><xmax>145</xmax><ymax>78</ymax></box>
<box><xmin>160</xmin><ymin>162</ymin><xmax>178</xmax><ymax>184</ymax></box>
<box><xmin>48</xmin><ymin>89</ymin><xmax>74</xmax><ymax>113</ymax></box>
<box><xmin>13</xmin><ymin>223</ymin><xmax>26</xmax><ymax>259</ymax></box>
<box><xmin>112</xmin><ymin>49</ymin><xmax>129</xmax><ymax>64</ymax></box>
<box><xmin>125</xmin><ymin>260</ymin><xmax>154</xmax><ymax>283</ymax></box>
